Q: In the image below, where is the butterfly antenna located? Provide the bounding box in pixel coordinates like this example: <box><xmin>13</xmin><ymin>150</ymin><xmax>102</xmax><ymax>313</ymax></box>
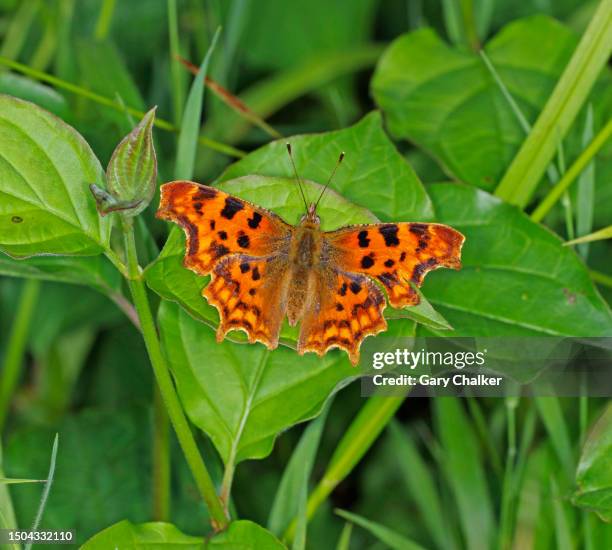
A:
<box><xmin>286</xmin><ymin>143</ymin><xmax>309</xmax><ymax>211</ymax></box>
<box><xmin>314</xmin><ymin>152</ymin><xmax>345</xmax><ymax>211</ymax></box>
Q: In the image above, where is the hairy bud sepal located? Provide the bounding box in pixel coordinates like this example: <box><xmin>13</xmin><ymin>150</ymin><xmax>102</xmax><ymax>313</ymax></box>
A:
<box><xmin>103</xmin><ymin>106</ymin><xmax>158</xmax><ymax>218</ymax></box>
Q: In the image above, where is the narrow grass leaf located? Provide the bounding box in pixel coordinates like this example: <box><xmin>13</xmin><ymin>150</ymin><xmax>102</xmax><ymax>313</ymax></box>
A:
<box><xmin>576</xmin><ymin>105</ymin><xmax>595</xmax><ymax>259</ymax></box>
<box><xmin>495</xmin><ymin>0</ymin><xmax>612</xmax><ymax>207</ymax></box>
<box><xmin>335</xmin><ymin>509</ymin><xmax>427</xmax><ymax>550</ymax></box>
<box><xmin>335</xmin><ymin>522</ymin><xmax>353</xmax><ymax>550</ymax></box>
<box><xmin>551</xmin><ymin>477</ymin><xmax>574</xmax><ymax>550</ymax></box>
<box><xmin>268</xmin><ymin>405</ymin><xmax>330</xmax><ymax>537</ymax></box>
<box><xmin>26</xmin><ymin>434</ymin><xmax>59</xmax><ymax>550</ymax></box>
<box><xmin>388</xmin><ymin>421</ymin><xmax>456</xmax><ymax>550</ymax></box>
<box><xmin>565</xmin><ymin>225</ymin><xmax>612</xmax><ymax>246</ymax></box>
<box><xmin>535</xmin><ymin>397</ymin><xmax>574</xmax><ymax>479</ymax></box>
<box><xmin>434</xmin><ymin>398</ymin><xmax>494</xmax><ymax>550</ymax></box>
<box><xmin>0</xmin><ymin>478</ymin><xmax>45</xmax><ymax>484</ymax></box>
<box><xmin>174</xmin><ymin>27</ymin><xmax>221</xmax><ymax>180</ymax></box>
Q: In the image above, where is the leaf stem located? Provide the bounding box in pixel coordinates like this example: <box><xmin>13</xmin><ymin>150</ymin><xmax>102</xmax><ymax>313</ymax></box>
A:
<box><xmin>94</xmin><ymin>0</ymin><xmax>116</xmax><ymax>41</ymax></box>
<box><xmin>284</xmin><ymin>395</ymin><xmax>404</xmax><ymax>543</ymax></box>
<box><xmin>530</xmin><ymin>117</ymin><xmax>612</xmax><ymax>222</ymax></box>
<box><xmin>0</xmin><ymin>55</ymin><xmax>245</xmax><ymax>159</ymax></box>
<box><xmin>0</xmin><ymin>278</ymin><xmax>40</xmax><ymax>433</ymax></box>
<box><xmin>120</xmin><ymin>217</ymin><xmax>228</xmax><ymax>531</ymax></box>
<box><xmin>152</xmin><ymin>386</ymin><xmax>171</xmax><ymax>521</ymax></box>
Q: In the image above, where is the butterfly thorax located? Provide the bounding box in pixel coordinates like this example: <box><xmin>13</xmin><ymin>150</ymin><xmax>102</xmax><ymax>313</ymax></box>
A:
<box><xmin>286</xmin><ymin>217</ymin><xmax>325</xmax><ymax>325</ymax></box>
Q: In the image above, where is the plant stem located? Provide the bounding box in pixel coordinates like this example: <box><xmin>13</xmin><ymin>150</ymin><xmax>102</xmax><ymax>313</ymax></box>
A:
<box><xmin>498</xmin><ymin>395</ymin><xmax>518</xmax><ymax>549</ymax></box>
<box><xmin>152</xmin><ymin>386</ymin><xmax>171</xmax><ymax>521</ymax></box>
<box><xmin>0</xmin><ymin>279</ymin><xmax>40</xmax><ymax>433</ymax></box>
<box><xmin>531</xmin><ymin>117</ymin><xmax>612</xmax><ymax>222</ymax></box>
<box><xmin>120</xmin><ymin>217</ymin><xmax>228</xmax><ymax>531</ymax></box>
<box><xmin>495</xmin><ymin>0</ymin><xmax>612</xmax><ymax>207</ymax></box>
<box><xmin>0</xmin><ymin>56</ymin><xmax>245</xmax><ymax>159</ymax></box>
<box><xmin>284</xmin><ymin>395</ymin><xmax>404</xmax><ymax>543</ymax></box>
<box><xmin>167</xmin><ymin>0</ymin><xmax>186</xmax><ymax>125</ymax></box>
<box><xmin>460</xmin><ymin>0</ymin><xmax>480</xmax><ymax>51</ymax></box>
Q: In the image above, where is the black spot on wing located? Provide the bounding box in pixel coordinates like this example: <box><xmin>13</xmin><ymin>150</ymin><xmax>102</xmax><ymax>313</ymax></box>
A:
<box><xmin>248</xmin><ymin>212</ymin><xmax>262</xmax><ymax>229</ymax></box>
<box><xmin>335</xmin><ymin>303</ymin><xmax>344</xmax><ymax>311</ymax></box>
<box><xmin>209</xmin><ymin>220</ymin><xmax>216</xmax><ymax>230</ymax></box>
<box><xmin>193</xmin><ymin>202</ymin><xmax>203</xmax><ymax>213</ymax></box>
<box><xmin>237</xmin><ymin>232</ymin><xmax>250</xmax><ymax>248</ymax></box>
<box><xmin>361</xmin><ymin>254</ymin><xmax>375</xmax><ymax>269</ymax></box>
<box><xmin>194</xmin><ymin>187</ymin><xmax>217</xmax><ymax>200</ymax></box>
<box><xmin>379</xmin><ymin>224</ymin><xmax>400</xmax><ymax>246</ymax></box>
<box><xmin>214</xmin><ymin>243</ymin><xmax>230</xmax><ymax>258</ymax></box>
<box><xmin>239</xmin><ymin>262</ymin><xmax>250</xmax><ymax>273</ymax></box>
<box><xmin>252</xmin><ymin>266</ymin><xmax>261</xmax><ymax>281</ymax></box>
<box><xmin>384</xmin><ymin>259</ymin><xmax>395</xmax><ymax>268</ymax></box>
<box><xmin>339</xmin><ymin>283</ymin><xmax>348</xmax><ymax>296</ymax></box>
<box><xmin>409</xmin><ymin>223</ymin><xmax>428</xmax><ymax>236</ymax></box>
<box><xmin>358</xmin><ymin>230</ymin><xmax>370</xmax><ymax>248</ymax></box>
<box><xmin>218</xmin><ymin>230</ymin><xmax>228</xmax><ymax>240</ymax></box>
<box><xmin>350</xmin><ymin>281</ymin><xmax>362</xmax><ymax>294</ymax></box>
<box><xmin>220</xmin><ymin>197</ymin><xmax>244</xmax><ymax>219</ymax></box>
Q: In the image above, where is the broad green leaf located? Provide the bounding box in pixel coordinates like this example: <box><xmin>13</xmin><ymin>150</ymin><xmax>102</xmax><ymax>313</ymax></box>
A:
<box><xmin>205</xmin><ymin>520</ymin><xmax>285</xmax><ymax>549</ymax></box>
<box><xmin>0</xmin><ymin>95</ymin><xmax>110</xmax><ymax>257</ymax></box>
<box><xmin>335</xmin><ymin>509</ymin><xmax>427</xmax><ymax>550</ymax></box>
<box><xmin>219</xmin><ymin>112</ymin><xmax>434</xmax><ymax>222</ymax></box>
<box><xmin>0</xmin><ymin>254</ymin><xmax>121</xmax><ymax>294</ymax></box>
<box><xmin>434</xmin><ymin>398</ymin><xmax>494</xmax><ymax>550</ymax></box>
<box><xmin>372</xmin><ymin>16</ymin><xmax>611</xmax><ymax>192</ymax></box>
<box><xmin>268</xmin><ymin>405</ymin><xmax>330</xmax><ymax>537</ymax></box>
<box><xmin>145</xmin><ymin>175</ymin><xmax>379</xmax><ymax>344</ymax></box>
<box><xmin>158</xmin><ymin>301</ymin><xmax>360</xmax><ymax>464</ymax></box>
<box><xmin>574</xmin><ymin>403</ymin><xmax>612</xmax><ymax>522</ymax></box>
<box><xmin>0</xmin><ymin>73</ymin><xmax>70</xmax><ymax>118</ymax></box>
<box><xmin>421</xmin><ymin>183</ymin><xmax>612</xmax><ymax>337</ymax></box>
<box><xmin>82</xmin><ymin>520</ymin><xmax>202</xmax><ymax>549</ymax></box>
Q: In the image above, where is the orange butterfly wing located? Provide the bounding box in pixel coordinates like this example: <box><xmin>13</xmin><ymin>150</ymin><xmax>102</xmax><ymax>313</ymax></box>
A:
<box><xmin>326</xmin><ymin>222</ymin><xmax>464</xmax><ymax>308</ymax></box>
<box><xmin>157</xmin><ymin>181</ymin><xmax>291</xmax><ymax>274</ymax></box>
<box><xmin>157</xmin><ymin>181</ymin><xmax>292</xmax><ymax>348</ymax></box>
<box><xmin>324</xmin><ymin>222</ymin><xmax>465</xmax><ymax>308</ymax></box>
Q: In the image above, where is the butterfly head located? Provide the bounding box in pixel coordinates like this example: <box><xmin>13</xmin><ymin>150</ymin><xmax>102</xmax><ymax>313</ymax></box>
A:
<box><xmin>286</xmin><ymin>143</ymin><xmax>345</xmax><ymax>226</ymax></box>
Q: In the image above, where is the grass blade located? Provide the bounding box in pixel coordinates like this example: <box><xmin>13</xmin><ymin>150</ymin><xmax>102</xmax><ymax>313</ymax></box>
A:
<box><xmin>551</xmin><ymin>477</ymin><xmax>574</xmax><ymax>550</ymax></box>
<box><xmin>268</xmin><ymin>406</ymin><xmax>329</xmax><ymax>537</ymax></box>
<box><xmin>388</xmin><ymin>421</ymin><xmax>456</xmax><ymax>550</ymax></box>
<box><xmin>535</xmin><ymin>397</ymin><xmax>574</xmax><ymax>479</ymax></box>
<box><xmin>565</xmin><ymin>225</ymin><xmax>612</xmax><ymax>246</ymax></box>
<box><xmin>335</xmin><ymin>522</ymin><xmax>353</xmax><ymax>550</ymax></box>
<box><xmin>26</xmin><ymin>434</ymin><xmax>59</xmax><ymax>550</ymax></box>
<box><xmin>576</xmin><ymin>105</ymin><xmax>595</xmax><ymax>259</ymax></box>
<box><xmin>495</xmin><ymin>0</ymin><xmax>612</xmax><ymax>207</ymax></box>
<box><xmin>167</xmin><ymin>0</ymin><xmax>186</xmax><ymax>125</ymax></box>
<box><xmin>0</xmin><ymin>479</ymin><xmax>45</xmax><ymax>485</ymax></box>
<box><xmin>335</xmin><ymin>509</ymin><xmax>427</xmax><ymax>550</ymax></box>
<box><xmin>174</xmin><ymin>27</ymin><xmax>221</xmax><ymax>180</ymax></box>
<box><xmin>434</xmin><ymin>398</ymin><xmax>494</xmax><ymax>550</ymax></box>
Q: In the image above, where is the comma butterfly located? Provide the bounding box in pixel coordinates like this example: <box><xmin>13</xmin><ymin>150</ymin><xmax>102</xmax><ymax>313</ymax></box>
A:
<box><xmin>156</xmin><ymin>146</ymin><xmax>465</xmax><ymax>365</ymax></box>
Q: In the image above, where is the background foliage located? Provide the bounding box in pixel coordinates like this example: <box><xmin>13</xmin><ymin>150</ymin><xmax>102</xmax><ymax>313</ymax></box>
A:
<box><xmin>0</xmin><ymin>0</ymin><xmax>611</xmax><ymax>548</ymax></box>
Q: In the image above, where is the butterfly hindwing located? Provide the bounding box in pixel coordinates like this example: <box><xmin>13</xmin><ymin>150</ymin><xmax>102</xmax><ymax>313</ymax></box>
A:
<box><xmin>298</xmin><ymin>269</ymin><xmax>387</xmax><ymax>365</ymax></box>
<box><xmin>157</xmin><ymin>181</ymin><xmax>291</xmax><ymax>275</ymax></box>
<box><xmin>326</xmin><ymin>223</ymin><xmax>464</xmax><ymax>308</ymax></box>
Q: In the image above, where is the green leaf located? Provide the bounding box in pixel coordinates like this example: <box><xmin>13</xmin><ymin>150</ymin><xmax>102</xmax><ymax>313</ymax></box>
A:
<box><xmin>82</xmin><ymin>520</ymin><xmax>203</xmax><ymax>549</ymax></box>
<box><xmin>268</xmin><ymin>405</ymin><xmax>329</xmax><ymax>537</ymax></box>
<box><xmin>371</xmin><ymin>16</ymin><xmax>609</xmax><ymax>192</ymax></box>
<box><xmin>174</xmin><ymin>28</ymin><xmax>220</xmax><ymax>180</ymax></box>
<box><xmin>100</xmin><ymin>106</ymin><xmax>157</xmax><ymax>217</ymax></box>
<box><xmin>0</xmin><ymin>72</ymin><xmax>70</xmax><ymax>118</ymax></box>
<box><xmin>421</xmin><ymin>183</ymin><xmax>612</xmax><ymax>337</ymax></box>
<box><xmin>0</xmin><ymin>95</ymin><xmax>110</xmax><ymax>257</ymax></box>
<box><xmin>433</xmin><ymin>398</ymin><xmax>494</xmax><ymax>550</ymax></box>
<box><xmin>205</xmin><ymin>520</ymin><xmax>285</xmax><ymax>549</ymax></box>
<box><xmin>219</xmin><ymin>112</ymin><xmax>434</xmax><ymax>222</ymax></box>
<box><xmin>157</xmin><ymin>301</ymin><xmax>358</xmax><ymax>464</ymax></box>
<box><xmin>0</xmin><ymin>249</ymin><xmax>121</xmax><ymax>293</ymax></box>
<box><xmin>335</xmin><ymin>509</ymin><xmax>427</xmax><ymax>550</ymax></box>
<box><xmin>574</xmin><ymin>403</ymin><xmax>612</xmax><ymax>522</ymax></box>
<box><xmin>146</xmin><ymin>175</ymin><xmax>378</xmax><ymax>343</ymax></box>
